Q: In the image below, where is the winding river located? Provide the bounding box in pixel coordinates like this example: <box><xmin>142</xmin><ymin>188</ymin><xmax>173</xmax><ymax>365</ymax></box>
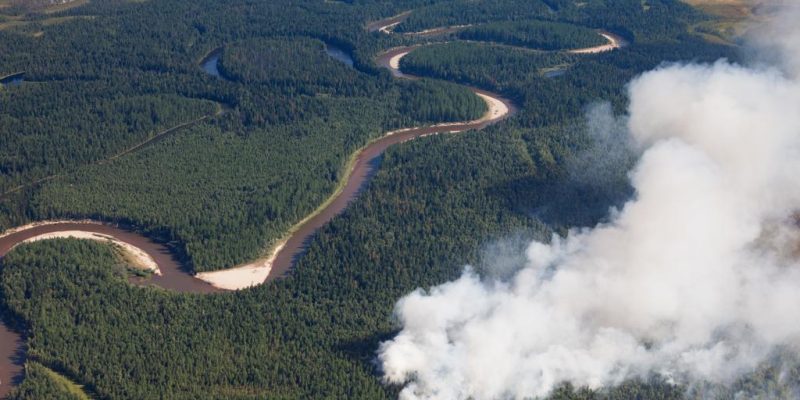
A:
<box><xmin>194</xmin><ymin>43</ymin><xmax>515</xmax><ymax>289</ymax></box>
<box><xmin>0</xmin><ymin>35</ymin><xmax>513</xmax><ymax>399</ymax></box>
<box><xmin>0</xmin><ymin>223</ymin><xmax>219</xmax><ymax>293</ymax></box>
<box><xmin>0</xmin><ymin>222</ymin><xmax>219</xmax><ymax>397</ymax></box>
<box><xmin>0</xmin><ymin>14</ymin><xmax>625</xmax><ymax>396</ymax></box>
<box><xmin>200</xmin><ymin>43</ymin><xmax>355</xmax><ymax>81</ymax></box>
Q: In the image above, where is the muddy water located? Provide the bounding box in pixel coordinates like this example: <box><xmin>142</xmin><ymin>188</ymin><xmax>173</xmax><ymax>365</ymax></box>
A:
<box><xmin>0</xmin><ymin>47</ymin><xmax>232</xmax><ymax>395</ymax></box>
<box><xmin>264</xmin><ymin>47</ymin><xmax>517</xmax><ymax>281</ymax></box>
<box><xmin>0</xmin><ymin>223</ymin><xmax>218</xmax><ymax>398</ymax></box>
<box><xmin>0</xmin><ymin>41</ymin><xmax>516</xmax><ymax>395</ymax></box>
<box><xmin>0</xmin><ymin>223</ymin><xmax>219</xmax><ymax>293</ymax></box>
<box><xmin>376</xmin><ymin>46</ymin><xmax>417</xmax><ymax>79</ymax></box>
<box><xmin>0</xmin><ymin>324</ymin><xmax>23</xmax><ymax>399</ymax></box>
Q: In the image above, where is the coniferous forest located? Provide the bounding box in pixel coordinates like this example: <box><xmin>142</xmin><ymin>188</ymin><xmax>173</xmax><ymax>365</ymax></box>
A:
<box><xmin>1</xmin><ymin>0</ymin><xmax>785</xmax><ymax>398</ymax></box>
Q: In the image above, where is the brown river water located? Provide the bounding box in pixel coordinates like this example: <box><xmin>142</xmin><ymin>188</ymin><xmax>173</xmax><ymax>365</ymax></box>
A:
<box><xmin>0</xmin><ymin>223</ymin><xmax>220</xmax><ymax>397</ymax></box>
<box><xmin>267</xmin><ymin>46</ymin><xmax>516</xmax><ymax>279</ymax></box>
<box><xmin>0</xmin><ymin>42</ymin><xmax>515</xmax><ymax>397</ymax></box>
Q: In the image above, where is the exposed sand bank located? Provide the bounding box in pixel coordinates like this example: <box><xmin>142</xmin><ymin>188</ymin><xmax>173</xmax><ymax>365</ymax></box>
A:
<box><xmin>384</xmin><ymin>93</ymin><xmax>508</xmax><ymax>142</ymax></box>
<box><xmin>191</xmin><ymin>50</ymin><xmax>512</xmax><ymax>291</ymax></box>
<box><xmin>475</xmin><ymin>92</ymin><xmax>509</xmax><ymax>123</ymax></box>
<box><xmin>383</xmin><ymin>49</ymin><xmax>509</xmax><ymax>123</ymax></box>
<box><xmin>569</xmin><ymin>32</ymin><xmax>625</xmax><ymax>54</ymax></box>
<box><xmin>404</xmin><ymin>24</ymin><xmax>471</xmax><ymax>37</ymax></box>
<box><xmin>195</xmin><ymin>242</ymin><xmax>284</xmax><ymax>290</ymax></box>
<box><xmin>0</xmin><ymin>40</ymin><xmax>513</xmax><ymax>293</ymax></box>
<box><xmin>389</xmin><ymin>50</ymin><xmax>413</xmax><ymax>70</ymax></box>
<box><xmin>0</xmin><ymin>219</ymin><xmax>101</xmax><ymax>239</ymax></box>
<box><xmin>20</xmin><ymin>230</ymin><xmax>161</xmax><ymax>275</ymax></box>
<box><xmin>366</xmin><ymin>10</ymin><xmax>412</xmax><ymax>33</ymax></box>
<box><xmin>379</xmin><ymin>21</ymin><xmax>402</xmax><ymax>34</ymax></box>
<box><xmin>383</xmin><ymin>87</ymin><xmax>509</xmax><ymax>136</ymax></box>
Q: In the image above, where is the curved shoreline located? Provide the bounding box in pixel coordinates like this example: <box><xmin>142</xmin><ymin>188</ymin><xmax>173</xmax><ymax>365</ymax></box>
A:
<box><xmin>0</xmin><ymin>46</ymin><xmax>513</xmax><ymax>294</ymax></box>
<box><xmin>0</xmin><ymin>17</ymin><xmax>621</xmax><ymax>292</ymax></box>
<box><xmin>393</xmin><ymin>31</ymin><xmax>625</xmax><ymax>54</ymax></box>
<box><xmin>0</xmin><ymin>45</ymin><xmax>514</xmax><ymax>394</ymax></box>
<box><xmin>0</xmin><ymin>221</ymin><xmax>219</xmax><ymax>293</ymax></box>
<box><xmin>199</xmin><ymin>47</ymin><xmax>224</xmax><ymax>79</ymax></box>
<box><xmin>365</xmin><ymin>10</ymin><xmax>411</xmax><ymax>33</ymax></box>
<box><xmin>404</xmin><ymin>24</ymin><xmax>471</xmax><ymax>37</ymax></box>
<box><xmin>194</xmin><ymin>45</ymin><xmax>515</xmax><ymax>290</ymax></box>
<box><xmin>0</xmin><ymin>13</ymin><xmax>625</xmax><ymax>393</ymax></box>
<box><xmin>22</xmin><ymin>231</ymin><xmax>161</xmax><ymax>275</ymax></box>
<box><xmin>0</xmin><ymin>222</ymin><xmax>219</xmax><ymax>398</ymax></box>
<box><xmin>569</xmin><ymin>31</ymin><xmax>627</xmax><ymax>54</ymax></box>
<box><xmin>368</xmin><ymin>9</ymin><xmax>626</xmax><ymax>54</ymax></box>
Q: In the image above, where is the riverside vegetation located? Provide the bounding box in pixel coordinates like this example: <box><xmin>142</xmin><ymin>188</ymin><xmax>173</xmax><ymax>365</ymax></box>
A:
<box><xmin>1</xmin><ymin>0</ymin><xmax>782</xmax><ymax>398</ymax></box>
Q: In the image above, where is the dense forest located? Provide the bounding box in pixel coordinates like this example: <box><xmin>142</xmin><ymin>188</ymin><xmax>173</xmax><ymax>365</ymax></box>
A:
<box><xmin>0</xmin><ymin>0</ymin><xmax>726</xmax><ymax>271</ymax></box>
<box><xmin>0</xmin><ymin>0</ymin><xmax>487</xmax><ymax>270</ymax></box>
<box><xmin>457</xmin><ymin>20</ymin><xmax>606</xmax><ymax>51</ymax></box>
<box><xmin>390</xmin><ymin>0</ymin><xmax>706</xmax><ymax>42</ymax></box>
<box><xmin>0</xmin><ymin>0</ymin><xmax>770</xmax><ymax>398</ymax></box>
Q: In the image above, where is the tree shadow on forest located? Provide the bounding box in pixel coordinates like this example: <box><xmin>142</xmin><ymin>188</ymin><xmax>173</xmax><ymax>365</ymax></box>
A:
<box><xmin>335</xmin><ymin>329</ymin><xmax>400</xmax><ymax>381</ymax></box>
<box><xmin>486</xmin><ymin>174</ymin><xmax>633</xmax><ymax>231</ymax></box>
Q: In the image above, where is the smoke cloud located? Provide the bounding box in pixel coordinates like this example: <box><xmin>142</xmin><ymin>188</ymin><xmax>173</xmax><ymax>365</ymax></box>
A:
<box><xmin>378</xmin><ymin>4</ymin><xmax>800</xmax><ymax>399</ymax></box>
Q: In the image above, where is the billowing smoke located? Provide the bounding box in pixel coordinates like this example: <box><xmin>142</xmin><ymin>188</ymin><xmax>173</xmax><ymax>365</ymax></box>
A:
<box><xmin>378</xmin><ymin>4</ymin><xmax>800</xmax><ymax>399</ymax></box>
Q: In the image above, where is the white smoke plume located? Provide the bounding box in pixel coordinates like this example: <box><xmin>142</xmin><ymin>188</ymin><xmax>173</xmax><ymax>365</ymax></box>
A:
<box><xmin>378</xmin><ymin>4</ymin><xmax>800</xmax><ymax>399</ymax></box>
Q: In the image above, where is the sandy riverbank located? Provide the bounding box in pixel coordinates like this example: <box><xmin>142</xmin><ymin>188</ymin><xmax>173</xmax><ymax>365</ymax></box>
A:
<box><xmin>190</xmin><ymin>51</ymin><xmax>511</xmax><ymax>291</ymax></box>
<box><xmin>379</xmin><ymin>21</ymin><xmax>402</xmax><ymax>33</ymax></box>
<box><xmin>405</xmin><ymin>24</ymin><xmax>471</xmax><ymax>37</ymax></box>
<box><xmin>0</xmin><ymin>41</ymin><xmax>513</xmax><ymax>293</ymax></box>
<box><xmin>20</xmin><ymin>230</ymin><xmax>161</xmax><ymax>275</ymax></box>
<box><xmin>475</xmin><ymin>92</ymin><xmax>509</xmax><ymax>123</ymax></box>
<box><xmin>366</xmin><ymin>10</ymin><xmax>412</xmax><ymax>33</ymax></box>
<box><xmin>569</xmin><ymin>32</ymin><xmax>624</xmax><ymax>54</ymax></box>
<box><xmin>195</xmin><ymin>242</ymin><xmax>284</xmax><ymax>290</ymax></box>
<box><xmin>383</xmin><ymin>46</ymin><xmax>511</xmax><ymax>127</ymax></box>
<box><xmin>0</xmin><ymin>219</ymin><xmax>101</xmax><ymax>239</ymax></box>
<box><xmin>388</xmin><ymin>49</ymin><xmax>412</xmax><ymax>70</ymax></box>
<box><xmin>385</xmin><ymin>49</ymin><xmax>509</xmax><ymax>123</ymax></box>
<box><xmin>384</xmin><ymin>88</ymin><xmax>509</xmax><ymax>136</ymax></box>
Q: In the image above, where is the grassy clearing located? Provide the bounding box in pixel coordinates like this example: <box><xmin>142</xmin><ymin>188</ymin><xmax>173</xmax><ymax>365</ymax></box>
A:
<box><xmin>682</xmin><ymin>0</ymin><xmax>755</xmax><ymax>18</ymax></box>
<box><xmin>42</xmin><ymin>0</ymin><xmax>89</xmax><ymax>14</ymax></box>
<box><xmin>681</xmin><ymin>0</ymin><xmax>774</xmax><ymax>43</ymax></box>
<box><xmin>0</xmin><ymin>0</ymin><xmax>88</xmax><ymax>14</ymax></box>
<box><xmin>36</xmin><ymin>363</ymin><xmax>91</xmax><ymax>399</ymax></box>
<box><xmin>9</xmin><ymin>361</ymin><xmax>92</xmax><ymax>400</ymax></box>
<box><xmin>0</xmin><ymin>14</ymin><xmax>94</xmax><ymax>33</ymax></box>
